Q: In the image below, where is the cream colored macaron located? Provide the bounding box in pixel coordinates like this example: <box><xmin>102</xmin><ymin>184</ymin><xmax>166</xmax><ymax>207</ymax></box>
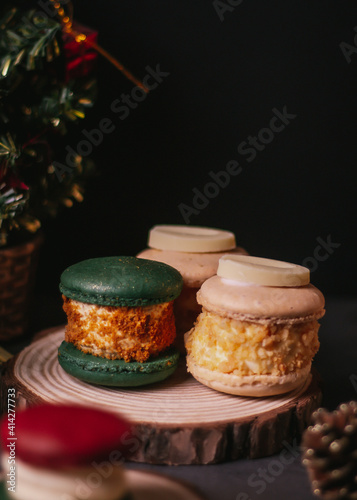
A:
<box><xmin>137</xmin><ymin>225</ymin><xmax>248</xmax><ymax>348</ymax></box>
<box><xmin>185</xmin><ymin>255</ymin><xmax>325</xmax><ymax>397</ymax></box>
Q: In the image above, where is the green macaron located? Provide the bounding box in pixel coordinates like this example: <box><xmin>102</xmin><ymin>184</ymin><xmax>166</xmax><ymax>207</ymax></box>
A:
<box><xmin>59</xmin><ymin>256</ymin><xmax>183</xmax><ymax>307</ymax></box>
<box><xmin>58</xmin><ymin>341</ymin><xmax>180</xmax><ymax>387</ymax></box>
<box><xmin>58</xmin><ymin>256</ymin><xmax>183</xmax><ymax>387</ymax></box>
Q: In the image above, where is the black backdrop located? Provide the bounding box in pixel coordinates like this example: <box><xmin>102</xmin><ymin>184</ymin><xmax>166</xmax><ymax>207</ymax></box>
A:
<box><xmin>35</xmin><ymin>0</ymin><xmax>357</xmax><ymax>321</ymax></box>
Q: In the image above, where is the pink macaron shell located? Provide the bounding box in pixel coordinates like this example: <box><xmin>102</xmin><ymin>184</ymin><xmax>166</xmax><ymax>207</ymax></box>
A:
<box><xmin>137</xmin><ymin>247</ymin><xmax>248</xmax><ymax>287</ymax></box>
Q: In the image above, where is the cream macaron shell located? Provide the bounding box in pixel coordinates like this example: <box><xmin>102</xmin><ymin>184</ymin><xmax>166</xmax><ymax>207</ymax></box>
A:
<box><xmin>147</xmin><ymin>225</ymin><xmax>236</xmax><ymax>253</ymax></box>
<box><xmin>218</xmin><ymin>254</ymin><xmax>310</xmax><ymax>287</ymax></box>
<box><xmin>185</xmin><ymin>358</ymin><xmax>312</xmax><ymax>397</ymax></box>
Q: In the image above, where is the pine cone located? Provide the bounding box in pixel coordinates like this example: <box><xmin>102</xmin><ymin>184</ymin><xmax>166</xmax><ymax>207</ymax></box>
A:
<box><xmin>302</xmin><ymin>401</ymin><xmax>357</xmax><ymax>500</ymax></box>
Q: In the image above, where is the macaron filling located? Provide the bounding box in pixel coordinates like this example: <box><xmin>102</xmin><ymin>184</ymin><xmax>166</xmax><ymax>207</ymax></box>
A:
<box><xmin>63</xmin><ymin>298</ymin><xmax>176</xmax><ymax>363</ymax></box>
<box><xmin>184</xmin><ymin>311</ymin><xmax>320</xmax><ymax>377</ymax></box>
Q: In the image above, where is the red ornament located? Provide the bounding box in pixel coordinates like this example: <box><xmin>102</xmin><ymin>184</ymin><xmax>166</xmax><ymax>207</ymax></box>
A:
<box><xmin>1</xmin><ymin>170</ymin><xmax>29</xmax><ymax>191</ymax></box>
<box><xmin>0</xmin><ymin>404</ymin><xmax>134</xmax><ymax>469</ymax></box>
<box><xmin>62</xmin><ymin>22</ymin><xmax>98</xmax><ymax>81</ymax></box>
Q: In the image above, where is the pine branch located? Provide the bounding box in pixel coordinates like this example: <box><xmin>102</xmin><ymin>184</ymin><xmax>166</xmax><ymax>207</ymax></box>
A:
<box><xmin>34</xmin><ymin>78</ymin><xmax>96</xmax><ymax>126</ymax></box>
<box><xmin>0</xmin><ymin>4</ymin><xmax>98</xmax><ymax>246</ymax></box>
<box><xmin>0</xmin><ymin>185</ymin><xmax>27</xmax><ymax>223</ymax></box>
<box><xmin>0</xmin><ymin>133</ymin><xmax>20</xmax><ymax>165</ymax></box>
<box><xmin>0</xmin><ymin>8</ymin><xmax>61</xmax><ymax>82</ymax></box>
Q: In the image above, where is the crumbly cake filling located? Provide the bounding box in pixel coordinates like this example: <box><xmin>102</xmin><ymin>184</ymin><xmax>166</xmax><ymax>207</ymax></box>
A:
<box><xmin>184</xmin><ymin>309</ymin><xmax>320</xmax><ymax>377</ymax></box>
<box><xmin>63</xmin><ymin>297</ymin><xmax>176</xmax><ymax>362</ymax></box>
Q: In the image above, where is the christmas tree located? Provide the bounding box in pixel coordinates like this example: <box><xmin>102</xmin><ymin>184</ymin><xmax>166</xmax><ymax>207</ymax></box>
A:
<box><xmin>0</xmin><ymin>1</ymin><xmax>97</xmax><ymax>247</ymax></box>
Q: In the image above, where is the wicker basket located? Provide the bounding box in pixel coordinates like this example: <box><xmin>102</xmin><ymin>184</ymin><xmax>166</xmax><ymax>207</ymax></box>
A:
<box><xmin>0</xmin><ymin>232</ymin><xmax>43</xmax><ymax>341</ymax></box>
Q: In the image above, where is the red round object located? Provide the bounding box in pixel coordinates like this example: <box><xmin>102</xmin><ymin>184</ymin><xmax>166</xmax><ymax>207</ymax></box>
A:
<box><xmin>0</xmin><ymin>404</ymin><xmax>134</xmax><ymax>469</ymax></box>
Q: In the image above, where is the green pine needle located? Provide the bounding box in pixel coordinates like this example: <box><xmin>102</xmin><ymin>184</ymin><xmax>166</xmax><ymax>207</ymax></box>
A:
<box><xmin>0</xmin><ymin>134</ymin><xmax>19</xmax><ymax>164</ymax></box>
<box><xmin>0</xmin><ymin>9</ymin><xmax>61</xmax><ymax>80</ymax></box>
<box><xmin>0</xmin><ymin>187</ymin><xmax>27</xmax><ymax>221</ymax></box>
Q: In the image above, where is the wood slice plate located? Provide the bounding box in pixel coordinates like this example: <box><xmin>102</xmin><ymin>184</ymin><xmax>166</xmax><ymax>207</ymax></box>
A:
<box><xmin>1</xmin><ymin>327</ymin><xmax>322</xmax><ymax>465</ymax></box>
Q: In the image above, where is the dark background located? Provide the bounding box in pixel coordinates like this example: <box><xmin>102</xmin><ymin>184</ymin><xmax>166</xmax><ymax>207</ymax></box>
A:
<box><xmin>7</xmin><ymin>4</ymin><xmax>357</xmax><ymax>498</ymax></box>
<box><xmin>33</xmin><ymin>0</ymin><xmax>357</xmax><ymax>326</ymax></box>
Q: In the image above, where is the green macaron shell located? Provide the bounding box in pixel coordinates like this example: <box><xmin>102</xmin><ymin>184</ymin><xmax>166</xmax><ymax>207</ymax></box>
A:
<box><xmin>58</xmin><ymin>341</ymin><xmax>179</xmax><ymax>387</ymax></box>
<box><xmin>59</xmin><ymin>256</ymin><xmax>183</xmax><ymax>307</ymax></box>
